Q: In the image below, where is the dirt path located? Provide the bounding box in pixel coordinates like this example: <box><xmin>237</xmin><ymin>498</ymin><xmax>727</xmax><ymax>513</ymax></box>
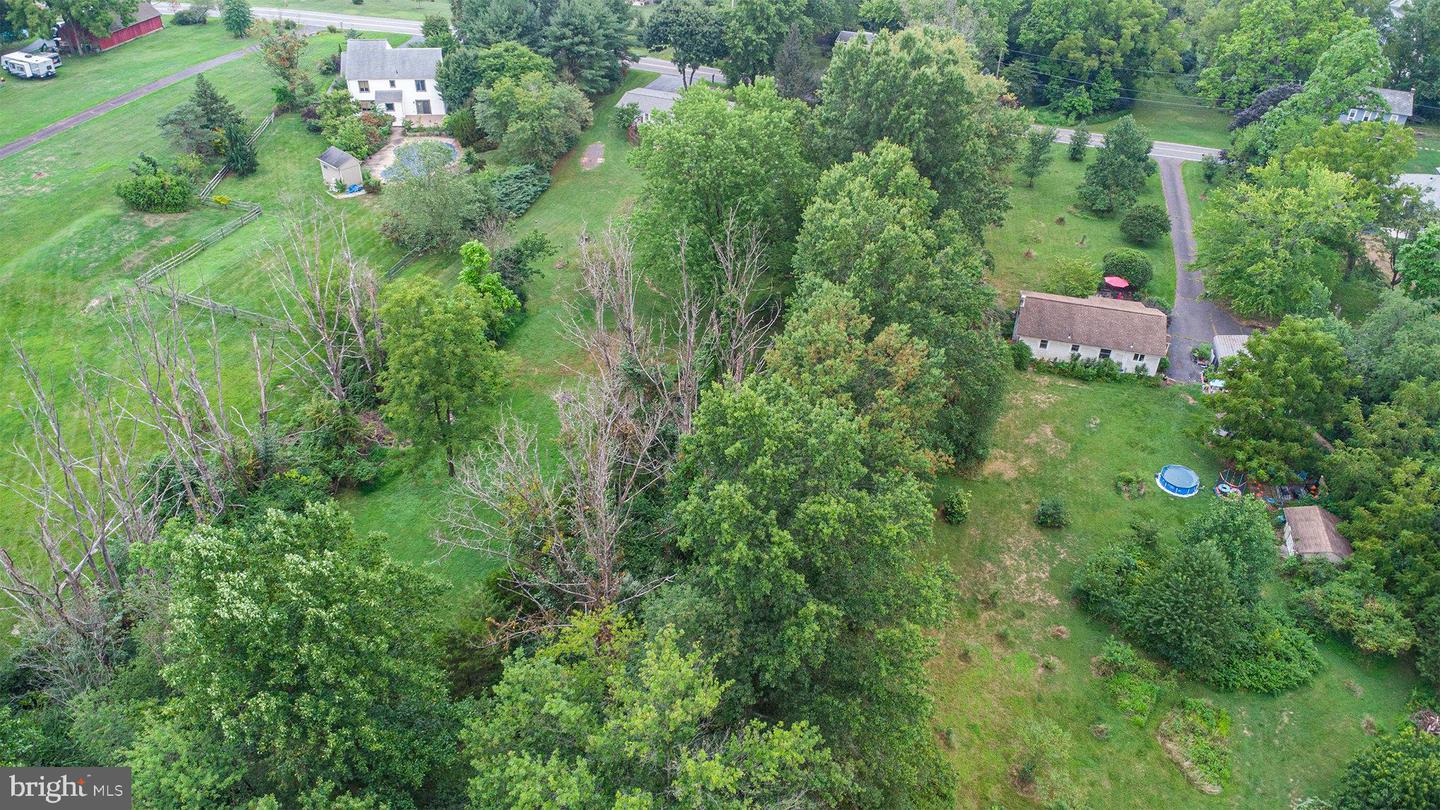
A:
<box><xmin>1156</xmin><ymin>157</ymin><xmax>1248</xmax><ymax>382</ymax></box>
<box><xmin>0</xmin><ymin>44</ymin><xmax>258</xmax><ymax>163</ymax></box>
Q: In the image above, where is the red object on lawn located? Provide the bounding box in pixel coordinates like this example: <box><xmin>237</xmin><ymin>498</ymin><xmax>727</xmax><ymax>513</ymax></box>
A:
<box><xmin>1103</xmin><ymin>275</ymin><xmax>1130</xmax><ymax>288</ymax></box>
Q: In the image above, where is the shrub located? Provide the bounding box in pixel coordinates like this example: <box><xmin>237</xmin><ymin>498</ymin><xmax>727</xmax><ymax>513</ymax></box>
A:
<box><xmin>1102</xmin><ymin>247</ymin><xmax>1154</xmax><ymax>290</ymax></box>
<box><xmin>1097</xmin><ymin>638</ymin><xmax>1163</xmax><ymax>726</ymax></box>
<box><xmin>1013</xmin><ymin>720</ymin><xmax>1080</xmax><ymax>809</ymax></box>
<box><xmin>1159</xmin><ymin>698</ymin><xmax>1232</xmax><ymax>792</ymax></box>
<box><xmin>1335</xmin><ymin>725</ymin><xmax>1440</xmax><ymax>810</ymax></box>
<box><xmin>1205</xmin><ymin>605</ymin><xmax>1323</xmax><ymax>693</ymax></box>
<box><xmin>489</xmin><ymin>164</ymin><xmax>551</xmax><ymax>218</ymax></box>
<box><xmin>319</xmin><ymin>52</ymin><xmax>341</xmax><ymax>75</ymax></box>
<box><xmin>1072</xmin><ymin>542</ymin><xmax>1142</xmax><ymax>623</ymax></box>
<box><xmin>1201</xmin><ymin>153</ymin><xmax>1223</xmax><ymax>184</ymax></box>
<box><xmin>943</xmin><ymin>489</ymin><xmax>971</xmax><ymax>524</ymax></box>
<box><xmin>1043</xmin><ymin>258</ymin><xmax>1102</xmax><ymax>297</ymax></box>
<box><xmin>1035</xmin><ymin>497</ymin><xmax>1070</xmax><ymax>529</ymax></box>
<box><xmin>614</xmin><ymin>102</ymin><xmax>641</xmax><ymax>135</ymax></box>
<box><xmin>115</xmin><ymin>154</ymin><xmax>194</xmax><ymax>213</ymax></box>
<box><xmin>1114</xmin><ymin>471</ymin><xmax>1145</xmax><ymax>498</ymax></box>
<box><xmin>211</xmin><ymin>194</ymin><xmax>232</xmax><ymax>206</ymax></box>
<box><xmin>1010</xmin><ymin>339</ymin><xmax>1032</xmax><ymax>370</ymax></box>
<box><xmin>1068</xmin><ymin>122</ymin><xmax>1090</xmax><ymax>161</ymax></box>
<box><xmin>1298</xmin><ymin>572</ymin><xmax>1415</xmax><ymax>657</ymax></box>
<box><xmin>1120</xmin><ymin>203</ymin><xmax>1170</xmax><ymax>246</ymax></box>
<box><xmin>173</xmin><ymin>5</ymin><xmax>211</xmax><ymax>24</ymax></box>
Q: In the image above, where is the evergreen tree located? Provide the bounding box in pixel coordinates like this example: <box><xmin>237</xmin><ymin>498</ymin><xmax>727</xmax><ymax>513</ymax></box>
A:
<box><xmin>1019</xmin><ymin>126</ymin><xmax>1057</xmax><ymax>187</ymax></box>
<box><xmin>538</xmin><ymin>0</ymin><xmax>631</xmax><ymax>95</ymax></box>
<box><xmin>1075</xmin><ymin>116</ymin><xmax>1154</xmax><ymax>215</ymax></box>
<box><xmin>221</xmin><ymin>122</ymin><xmax>257</xmax><ymax>177</ymax></box>
<box><xmin>1068</xmin><ymin>122</ymin><xmax>1091</xmax><ymax>161</ymax></box>
<box><xmin>1134</xmin><ymin>541</ymin><xmax>1245</xmax><ymax>674</ymax></box>
<box><xmin>221</xmin><ymin>0</ymin><xmax>251</xmax><ymax>37</ymax></box>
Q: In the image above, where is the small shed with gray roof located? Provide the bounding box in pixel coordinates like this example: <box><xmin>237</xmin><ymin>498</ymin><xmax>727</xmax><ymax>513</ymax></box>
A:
<box><xmin>318</xmin><ymin>146</ymin><xmax>363</xmax><ymax>192</ymax></box>
<box><xmin>1013</xmin><ymin>291</ymin><xmax>1170</xmax><ymax>375</ymax></box>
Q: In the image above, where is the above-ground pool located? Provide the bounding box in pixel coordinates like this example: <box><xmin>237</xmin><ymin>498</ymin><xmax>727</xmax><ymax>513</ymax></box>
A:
<box><xmin>1156</xmin><ymin>464</ymin><xmax>1200</xmax><ymax>498</ymax></box>
<box><xmin>381</xmin><ymin>140</ymin><xmax>459</xmax><ymax>181</ymax></box>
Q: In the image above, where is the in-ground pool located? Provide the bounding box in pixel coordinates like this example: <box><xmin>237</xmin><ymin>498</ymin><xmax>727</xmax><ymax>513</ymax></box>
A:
<box><xmin>381</xmin><ymin>140</ymin><xmax>459</xmax><ymax>181</ymax></box>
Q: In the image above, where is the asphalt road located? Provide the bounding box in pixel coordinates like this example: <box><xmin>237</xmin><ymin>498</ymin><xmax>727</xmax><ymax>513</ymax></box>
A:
<box><xmin>1155</xmin><ymin>157</ymin><xmax>1248</xmax><ymax>381</ymax></box>
<box><xmin>0</xmin><ymin>44</ymin><xmax>258</xmax><ymax>162</ymax></box>
<box><xmin>1050</xmin><ymin>126</ymin><xmax>1222</xmax><ymax>163</ymax></box>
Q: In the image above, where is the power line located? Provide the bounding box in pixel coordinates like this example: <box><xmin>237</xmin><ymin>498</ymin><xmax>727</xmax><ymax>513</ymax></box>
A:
<box><xmin>1004</xmin><ymin>63</ymin><xmax>1224</xmax><ymax>111</ymax></box>
<box><xmin>1003</xmin><ymin>46</ymin><xmax>1194</xmax><ymax>78</ymax></box>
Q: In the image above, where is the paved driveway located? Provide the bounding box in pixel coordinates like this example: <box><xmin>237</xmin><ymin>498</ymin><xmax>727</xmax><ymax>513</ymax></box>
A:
<box><xmin>0</xmin><ymin>45</ymin><xmax>257</xmax><ymax>162</ymax></box>
<box><xmin>1155</xmin><ymin>157</ymin><xmax>1248</xmax><ymax>381</ymax></box>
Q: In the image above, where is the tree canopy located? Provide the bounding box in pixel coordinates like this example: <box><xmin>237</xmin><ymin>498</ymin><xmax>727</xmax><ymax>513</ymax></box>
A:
<box><xmin>1196</xmin><ymin>0</ymin><xmax>1371</xmax><ymax>107</ymax></box>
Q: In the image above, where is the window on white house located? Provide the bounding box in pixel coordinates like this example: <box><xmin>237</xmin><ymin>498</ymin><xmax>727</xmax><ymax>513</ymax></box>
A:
<box><xmin>389</xmin><ymin>80</ymin><xmax>396</xmax><ymax>88</ymax></box>
<box><xmin>358</xmin><ymin>80</ymin><xmax>369</xmax><ymax>92</ymax></box>
<box><xmin>1070</xmin><ymin>344</ymin><xmax>1080</xmax><ymax>353</ymax></box>
<box><xmin>415</xmin><ymin>79</ymin><xmax>426</xmax><ymax>91</ymax></box>
<box><xmin>415</xmin><ymin>99</ymin><xmax>431</xmax><ymax>115</ymax></box>
<box><xmin>1038</xmin><ymin>339</ymin><xmax>1048</xmax><ymax>349</ymax></box>
<box><xmin>1099</xmin><ymin>348</ymin><xmax>1112</xmax><ymax>360</ymax></box>
<box><xmin>385</xmin><ymin>102</ymin><xmax>394</xmax><ymax>111</ymax></box>
<box><xmin>1133</xmin><ymin>353</ymin><xmax>1145</xmax><ymax>362</ymax></box>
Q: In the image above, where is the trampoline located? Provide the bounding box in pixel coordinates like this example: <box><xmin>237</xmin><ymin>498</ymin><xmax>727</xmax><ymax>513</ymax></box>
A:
<box><xmin>1157</xmin><ymin>464</ymin><xmax>1200</xmax><ymax>498</ymax></box>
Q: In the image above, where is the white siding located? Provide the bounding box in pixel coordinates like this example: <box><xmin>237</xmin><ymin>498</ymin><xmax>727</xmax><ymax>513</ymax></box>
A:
<box><xmin>1017</xmin><ymin>336</ymin><xmax>1161</xmax><ymax>376</ymax></box>
<box><xmin>346</xmin><ymin>78</ymin><xmax>447</xmax><ymax>123</ymax></box>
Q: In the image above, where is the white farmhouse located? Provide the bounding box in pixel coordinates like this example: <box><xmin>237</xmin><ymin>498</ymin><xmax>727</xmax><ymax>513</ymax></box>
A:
<box><xmin>341</xmin><ymin>39</ymin><xmax>446</xmax><ymax>126</ymax></box>
<box><xmin>1012</xmin><ymin>291</ymin><xmax>1170</xmax><ymax>375</ymax></box>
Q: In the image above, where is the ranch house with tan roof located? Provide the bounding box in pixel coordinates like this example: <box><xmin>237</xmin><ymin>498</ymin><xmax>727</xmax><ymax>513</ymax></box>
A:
<box><xmin>1012</xmin><ymin>291</ymin><xmax>1171</xmax><ymax>376</ymax></box>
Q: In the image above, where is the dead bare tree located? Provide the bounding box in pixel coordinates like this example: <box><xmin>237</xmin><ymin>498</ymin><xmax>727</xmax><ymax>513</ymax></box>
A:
<box><xmin>267</xmin><ymin>212</ymin><xmax>383</xmax><ymax>403</ymax></box>
<box><xmin>1</xmin><ymin>347</ymin><xmax>161</xmax><ymax>692</ymax></box>
<box><xmin>709</xmin><ymin>213</ymin><xmax>780</xmax><ymax>384</ymax></box>
<box><xmin>105</xmin><ymin>290</ymin><xmax>267</xmax><ymax>520</ymax></box>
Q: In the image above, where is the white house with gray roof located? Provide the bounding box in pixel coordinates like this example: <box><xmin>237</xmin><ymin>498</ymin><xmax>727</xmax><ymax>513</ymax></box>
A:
<box><xmin>1342</xmin><ymin>87</ymin><xmax>1415</xmax><ymax>125</ymax></box>
<box><xmin>341</xmin><ymin>39</ymin><xmax>446</xmax><ymax>125</ymax></box>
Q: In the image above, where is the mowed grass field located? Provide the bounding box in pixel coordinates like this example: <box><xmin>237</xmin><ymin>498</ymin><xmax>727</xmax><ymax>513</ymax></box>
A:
<box><xmin>987</xmin><ymin>144</ymin><xmax>1177</xmax><ymax>307</ymax></box>
<box><xmin>261</xmin><ymin>0</ymin><xmax>448</xmax><ymax>21</ymax></box>
<box><xmin>0</xmin><ymin>30</ymin><xmax>401</xmax><ymax>571</ymax></box>
<box><xmin>0</xmin><ymin>18</ymin><xmax>252</xmax><ymax>144</ymax></box>
<box><xmin>932</xmin><ymin>372</ymin><xmax>1417</xmax><ymax>808</ymax></box>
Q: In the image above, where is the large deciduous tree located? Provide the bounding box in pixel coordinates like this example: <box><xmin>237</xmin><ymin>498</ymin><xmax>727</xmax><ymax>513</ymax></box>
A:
<box><xmin>794</xmin><ymin>140</ymin><xmax>1008</xmax><ymax>465</ymax></box>
<box><xmin>723</xmin><ymin>0</ymin><xmax>804</xmax><ymax>83</ymax></box>
<box><xmin>642</xmin><ymin>0</ymin><xmax>727</xmax><ymax>87</ymax></box>
<box><xmin>465</xmin><ymin>613</ymin><xmax>850</xmax><ymax>806</ymax></box>
<box><xmin>7</xmin><ymin>0</ymin><xmax>135</xmax><ymax>43</ymax></box>
<box><xmin>631</xmin><ymin>79</ymin><xmax>814</xmax><ymax>283</ymax></box>
<box><xmin>1396</xmin><ymin>225</ymin><xmax>1440</xmax><ymax>301</ymax></box>
<box><xmin>652</xmin><ymin>378</ymin><xmax>956</xmax><ymax>807</ymax></box>
<box><xmin>1196</xmin><ymin>0</ymin><xmax>1370</xmax><ymax>107</ymax></box>
<box><xmin>817</xmin><ymin>28</ymin><xmax>1027</xmax><ymax>240</ymax></box>
<box><xmin>1015</xmin><ymin>0</ymin><xmax>1181</xmax><ymax>114</ymax></box>
<box><xmin>1210</xmin><ymin>316</ymin><xmax>1355</xmax><ymax>481</ymax></box>
<box><xmin>378</xmin><ymin>276</ymin><xmax>505</xmax><ymax>476</ymax></box>
<box><xmin>474</xmin><ymin>71</ymin><xmax>593</xmax><ymax>167</ymax></box>
<box><xmin>438</xmin><ymin>40</ymin><xmax>552</xmax><ymax>110</ymax></box>
<box><xmin>126</xmin><ymin>503</ymin><xmax>461</xmax><ymax>808</ymax></box>
<box><xmin>1196</xmin><ymin>162</ymin><xmax>1373</xmax><ymax>318</ymax></box>
<box><xmin>1388</xmin><ymin>0</ymin><xmax>1440</xmax><ymax>109</ymax></box>
<box><xmin>1075</xmin><ymin>115</ymin><xmax>1154</xmax><ymax>215</ymax></box>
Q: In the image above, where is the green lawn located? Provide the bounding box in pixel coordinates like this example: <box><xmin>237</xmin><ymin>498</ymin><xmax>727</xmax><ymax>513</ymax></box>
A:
<box><xmin>1032</xmin><ymin>86</ymin><xmax>1233</xmax><ymax>150</ymax></box>
<box><xmin>933</xmin><ymin>372</ymin><xmax>1417</xmax><ymax>808</ymax></box>
<box><xmin>0</xmin><ymin>31</ymin><xmax>393</xmax><ymax>573</ymax></box>
<box><xmin>262</xmin><ymin>0</ymin><xmax>448</xmax><ymax>21</ymax></box>
<box><xmin>0</xmin><ymin>19</ymin><xmax>252</xmax><ymax>145</ymax></box>
<box><xmin>987</xmin><ymin>145</ymin><xmax>1177</xmax><ymax>307</ymax></box>
<box><xmin>334</xmin><ymin>68</ymin><xmax>659</xmax><ymax>588</ymax></box>
<box><xmin>1404</xmin><ymin>123</ymin><xmax>1440</xmax><ymax>174</ymax></box>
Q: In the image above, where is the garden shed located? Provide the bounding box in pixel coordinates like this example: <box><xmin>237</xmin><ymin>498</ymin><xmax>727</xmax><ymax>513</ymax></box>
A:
<box><xmin>317</xmin><ymin>146</ymin><xmax>363</xmax><ymax>192</ymax></box>
<box><xmin>1282</xmin><ymin>505</ymin><xmax>1352</xmax><ymax>563</ymax></box>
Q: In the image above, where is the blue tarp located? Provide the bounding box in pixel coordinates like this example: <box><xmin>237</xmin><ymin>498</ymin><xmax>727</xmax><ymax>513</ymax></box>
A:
<box><xmin>1157</xmin><ymin>465</ymin><xmax>1200</xmax><ymax>497</ymax></box>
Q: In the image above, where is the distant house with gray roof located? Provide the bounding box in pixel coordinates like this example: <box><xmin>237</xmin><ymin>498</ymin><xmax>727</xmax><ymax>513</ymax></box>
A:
<box><xmin>834</xmin><ymin>30</ymin><xmax>877</xmax><ymax>46</ymax></box>
<box><xmin>341</xmin><ymin>39</ymin><xmax>446</xmax><ymax>125</ymax></box>
<box><xmin>1342</xmin><ymin>87</ymin><xmax>1415</xmax><ymax>125</ymax></box>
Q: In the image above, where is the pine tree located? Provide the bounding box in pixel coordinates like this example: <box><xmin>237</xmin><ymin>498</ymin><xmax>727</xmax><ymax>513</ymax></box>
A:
<box><xmin>222</xmin><ymin>123</ymin><xmax>258</xmax><ymax>177</ymax></box>
<box><xmin>222</xmin><ymin>0</ymin><xmax>251</xmax><ymax>37</ymax></box>
<box><xmin>1068</xmin><ymin>122</ymin><xmax>1091</xmax><ymax>161</ymax></box>
<box><xmin>1134</xmin><ymin>541</ymin><xmax>1244</xmax><ymax>674</ymax></box>
<box><xmin>192</xmin><ymin>74</ymin><xmax>241</xmax><ymax>131</ymax></box>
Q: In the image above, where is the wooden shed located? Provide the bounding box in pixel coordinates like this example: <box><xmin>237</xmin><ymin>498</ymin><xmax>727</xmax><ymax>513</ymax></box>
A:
<box><xmin>1282</xmin><ymin>505</ymin><xmax>1353</xmax><ymax>563</ymax></box>
<box><xmin>318</xmin><ymin>146</ymin><xmax>363</xmax><ymax>192</ymax></box>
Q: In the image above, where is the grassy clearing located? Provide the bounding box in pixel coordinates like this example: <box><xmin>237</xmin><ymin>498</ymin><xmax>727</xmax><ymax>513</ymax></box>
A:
<box><xmin>1086</xmin><ymin>86</ymin><xmax>1232</xmax><ymax>150</ymax></box>
<box><xmin>988</xmin><ymin>144</ymin><xmax>1177</xmax><ymax>307</ymax></box>
<box><xmin>931</xmin><ymin>372</ymin><xmax>1416</xmax><ymax>808</ymax></box>
<box><xmin>0</xmin><ymin>19</ymin><xmax>250</xmax><ymax>145</ymax></box>
<box><xmin>1404</xmin><ymin>123</ymin><xmax>1440</xmax><ymax>174</ymax></box>
<box><xmin>334</xmin><ymin>68</ymin><xmax>658</xmax><ymax>587</ymax></box>
<box><xmin>263</xmin><ymin>0</ymin><xmax>448</xmax><ymax>21</ymax></box>
<box><xmin>0</xmin><ymin>31</ymin><xmax>393</xmax><ymax>570</ymax></box>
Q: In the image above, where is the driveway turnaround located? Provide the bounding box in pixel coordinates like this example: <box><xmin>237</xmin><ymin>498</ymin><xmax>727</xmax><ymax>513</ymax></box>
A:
<box><xmin>0</xmin><ymin>44</ymin><xmax>257</xmax><ymax>162</ymax></box>
<box><xmin>1155</xmin><ymin>157</ymin><xmax>1248</xmax><ymax>382</ymax></box>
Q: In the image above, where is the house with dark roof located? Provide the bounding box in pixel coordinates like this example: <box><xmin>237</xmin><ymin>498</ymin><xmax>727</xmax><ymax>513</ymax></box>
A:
<box><xmin>58</xmin><ymin>1</ymin><xmax>163</xmax><ymax>53</ymax></box>
<box><xmin>1012</xmin><ymin>291</ymin><xmax>1170</xmax><ymax>375</ymax></box>
<box><xmin>1282</xmin><ymin>505</ymin><xmax>1353</xmax><ymax>563</ymax></box>
<box><xmin>341</xmin><ymin>39</ymin><xmax>446</xmax><ymax>125</ymax></box>
<box><xmin>1343</xmin><ymin>87</ymin><xmax>1415</xmax><ymax>125</ymax></box>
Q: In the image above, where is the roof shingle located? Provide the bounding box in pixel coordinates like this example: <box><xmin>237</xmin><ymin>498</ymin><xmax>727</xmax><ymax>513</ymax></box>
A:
<box><xmin>341</xmin><ymin>39</ymin><xmax>441</xmax><ymax>81</ymax></box>
<box><xmin>1283</xmin><ymin>506</ymin><xmax>1352</xmax><ymax>559</ymax></box>
<box><xmin>1014</xmin><ymin>292</ymin><xmax>1170</xmax><ymax>356</ymax></box>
